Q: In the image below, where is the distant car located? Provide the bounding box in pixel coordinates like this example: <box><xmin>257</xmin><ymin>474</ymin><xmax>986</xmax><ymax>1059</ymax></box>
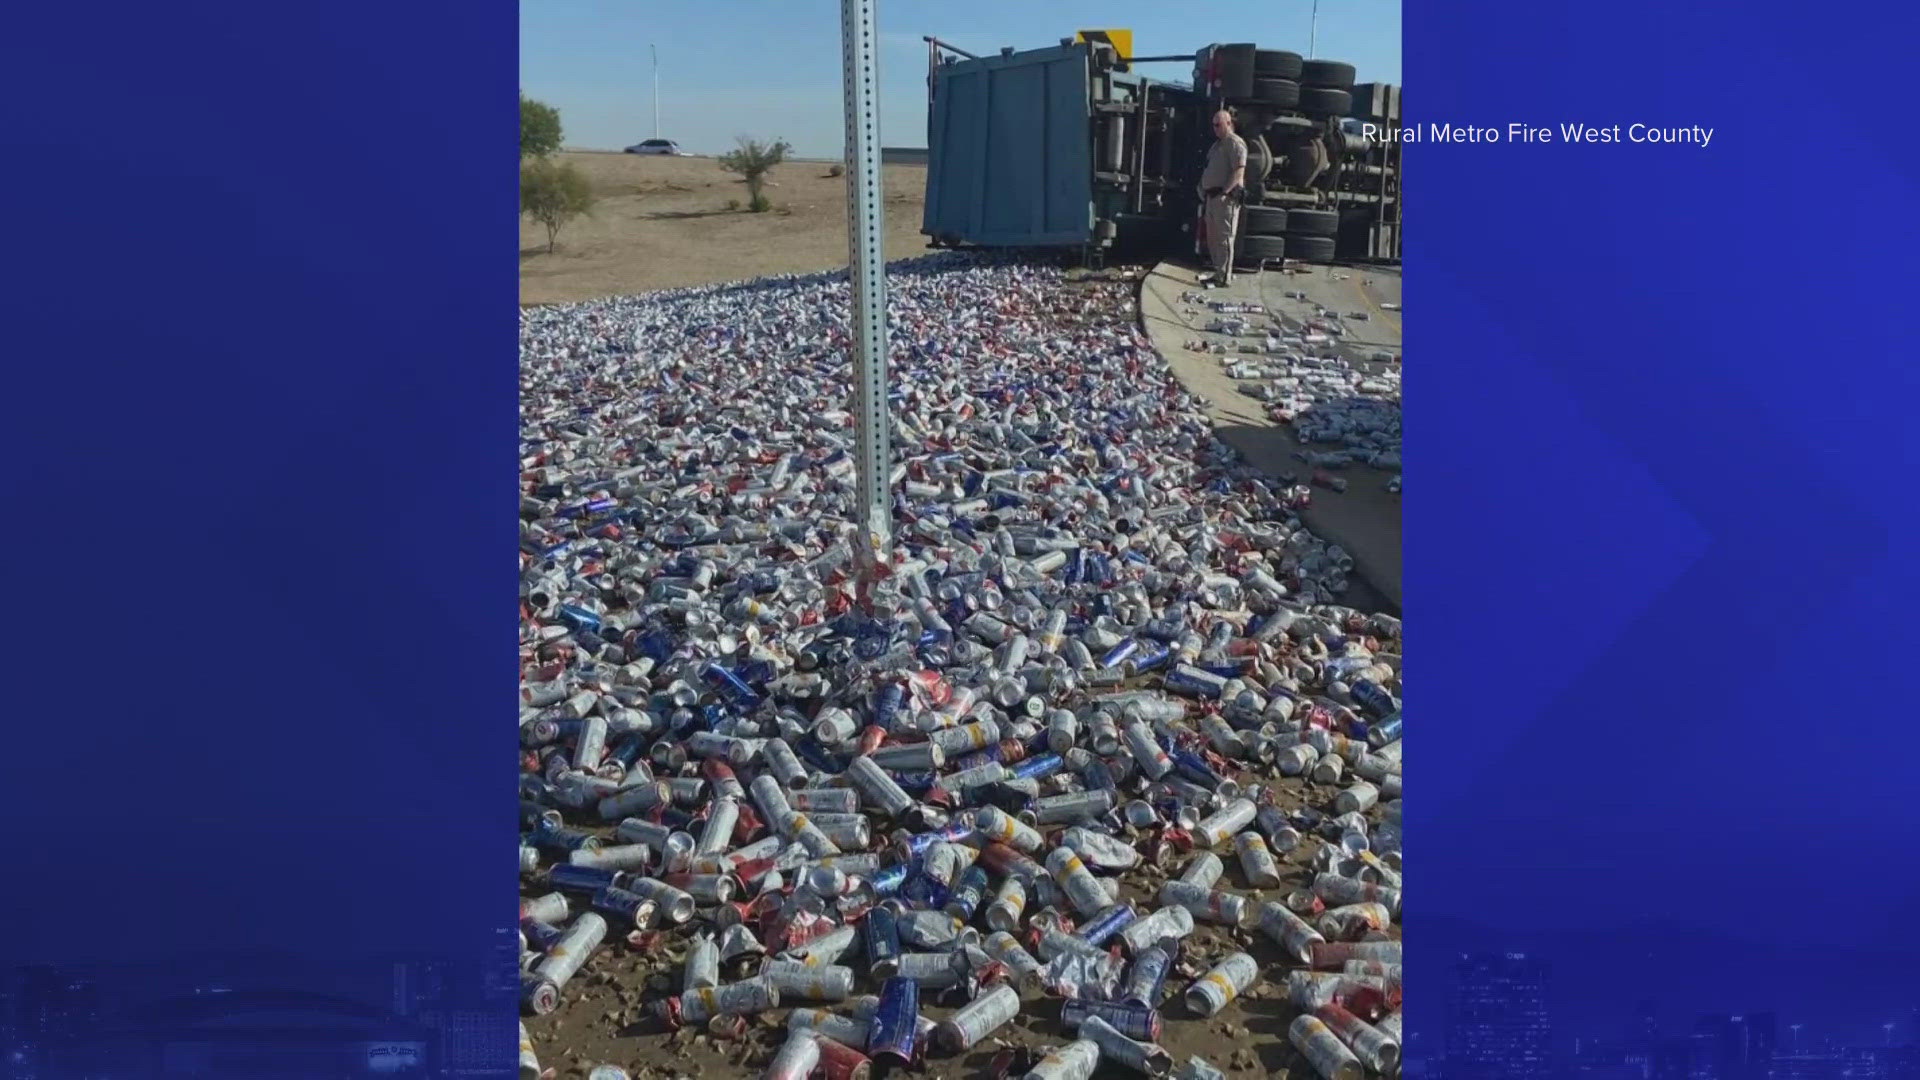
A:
<box><xmin>624</xmin><ymin>139</ymin><xmax>685</xmax><ymax>156</ymax></box>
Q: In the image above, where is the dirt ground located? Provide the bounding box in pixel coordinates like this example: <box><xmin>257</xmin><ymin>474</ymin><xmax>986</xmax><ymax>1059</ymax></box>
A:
<box><xmin>520</xmin><ymin>152</ymin><xmax>934</xmax><ymax>306</ymax></box>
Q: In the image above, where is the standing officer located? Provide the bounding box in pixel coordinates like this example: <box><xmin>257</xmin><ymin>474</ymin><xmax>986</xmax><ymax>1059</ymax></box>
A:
<box><xmin>1198</xmin><ymin>109</ymin><xmax>1248</xmax><ymax>287</ymax></box>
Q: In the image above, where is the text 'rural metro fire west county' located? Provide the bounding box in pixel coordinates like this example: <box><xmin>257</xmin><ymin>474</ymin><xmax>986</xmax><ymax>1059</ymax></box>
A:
<box><xmin>1359</xmin><ymin>122</ymin><xmax>1715</xmax><ymax>147</ymax></box>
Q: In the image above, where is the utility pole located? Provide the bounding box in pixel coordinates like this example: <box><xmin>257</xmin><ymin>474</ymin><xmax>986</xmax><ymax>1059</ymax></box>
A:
<box><xmin>840</xmin><ymin>0</ymin><xmax>892</xmax><ymax>595</ymax></box>
<box><xmin>652</xmin><ymin>44</ymin><xmax>661</xmax><ymax>139</ymax></box>
<box><xmin>1309</xmin><ymin>0</ymin><xmax>1319</xmax><ymax>58</ymax></box>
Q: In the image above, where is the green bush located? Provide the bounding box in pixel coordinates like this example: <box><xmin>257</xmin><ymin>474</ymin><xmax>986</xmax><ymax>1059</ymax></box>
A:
<box><xmin>521</xmin><ymin>158</ymin><xmax>594</xmax><ymax>253</ymax></box>
<box><xmin>718</xmin><ymin>136</ymin><xmax>792</xmax><ymax>213</ymax></box>
<box><xmin>520</xmin><ymin>93</ymin><xmax>563</xmax><ymax>159</ymax></box>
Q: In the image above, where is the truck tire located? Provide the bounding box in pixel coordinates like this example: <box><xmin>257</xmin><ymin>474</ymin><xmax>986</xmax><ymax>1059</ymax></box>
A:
<box><xmin>1254</xmin><ymin>49</ymin><xmax>1304</xmax><ymax>79</ymax></box>
<box><xmin>1266</xmin><ymin>114</ymin><xmax>1315</xmax><ymax>140</ymax></box>
<box><xmin>1286</xmin><ymin>208</ymin><xmax>1340</xmax><ymax>236</ymax></box>
<box><xmin>1299</xmin><ymin>59</ymin><xmax>1356</xmax><ymax>89</ymax></box>
<box><xmin>1245</xmin><ymin>77</ymin><xmax>1300</xmax><ymax>108</ymax></box>
<box><xmin>1238</xmin><ymin>235</ymin><xmax>1287</xmax><ymax>263</ymax></box>
<box><xmin>1284</xmin><ymin>234</ymin><xmax>1337</xmax><ymax>262</ymax></box>
<box><xmin>1213</xmin><ymin>44</ymin><xmax>1257</xmax><ymax>99</ymax></box>
<box><xmin>1239</xmin><ymin>205</ymin><xmax>1289</xmax><ymax>235</ymax></box>
<box><xmin>1299</xmin><ymin>87</ymin><xmax>1353</xmax><ymax>117</ymax></box>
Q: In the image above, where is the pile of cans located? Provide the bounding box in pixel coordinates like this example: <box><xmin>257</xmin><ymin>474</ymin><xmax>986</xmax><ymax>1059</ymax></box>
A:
<box><xmin>518</xmin><ymin>254</ymin><xmax>1403</xmax><ymax>1080</ymax></box>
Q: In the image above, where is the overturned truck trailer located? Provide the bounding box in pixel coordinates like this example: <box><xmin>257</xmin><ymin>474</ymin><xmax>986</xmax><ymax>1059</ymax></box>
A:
<box><xmin>921</xmin><ymin>38</ymin><xmax>1401</xmax><ymax>266</ymax></box>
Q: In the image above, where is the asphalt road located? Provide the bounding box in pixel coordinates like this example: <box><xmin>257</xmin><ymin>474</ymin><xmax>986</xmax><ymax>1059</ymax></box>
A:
<box><xmin>1138</xmin><ymin>259</ymin><xmax>1402</xmax><ymax>612</ymax></box>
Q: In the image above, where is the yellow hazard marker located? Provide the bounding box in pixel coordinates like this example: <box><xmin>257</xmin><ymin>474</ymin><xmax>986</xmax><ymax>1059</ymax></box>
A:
<box><xmin>1074</xmin><ymin>29</ymin><xmax>1132</xmax><ymax>61</ymax></box>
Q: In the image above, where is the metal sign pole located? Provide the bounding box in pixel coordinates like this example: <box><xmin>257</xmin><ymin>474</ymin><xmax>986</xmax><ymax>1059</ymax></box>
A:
<box><xmin>840</xmin><ymin>0</ymin><xmax>892</xmax><ymax>589</ymax></box>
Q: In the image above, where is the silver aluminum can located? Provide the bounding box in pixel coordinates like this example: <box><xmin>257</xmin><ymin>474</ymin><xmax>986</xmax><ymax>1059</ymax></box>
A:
<box><xmin>807</xmin><ymin>813</ymin><xmax>871</xmax><ymax>852</ymax></box>
<box><xmin>624</xmin><ymin>877</ymin><xmax>696</xmax><ymax>924</ymax></box>
<box><xmin>1376</xmin><ymin>1011</ymin><xmax>1402</xmax><ymax>1050</ymax></box>
<box><xmin>1023</xmin><ymin>1038</ymin><xmax>1101</xmax><ymax>1080</ymax></box>
<box><xmin>765</xmin><ymin>1029</ymin><xmax>823</xmax><ymax>1080</ymax></box>
<box><xmin>1234</xmin><ymin>831</ymin><xmax>1283</xmax><ymax>888</ymax></box>
<box><xmin>675</xmin><ymin>874</ymin><xmax>736</xmax><ymax>904</ymax></box>
<box><xmin>895</xmin><ymin>909</ymin><xmax>965</xmax><ymax>950</ymax></box>
<box><xmin>750</xmin><ymin>773</ymin><xmax>793</xmax><ymax>824</ymax></box>
<box><xmin>1047</xmin><ymin>710</ymin><xmax>1080</xmax><ymax>753</ymax></box>
<box><xmin>787</xmin><ymin>1008</ymin><xmax>871</xmax><ymax>1050</ymax></box>
<box><xmin>1290</xmin><ymin>1014</ymin><xmax>1364</xmax><ymax>1080</ymax></box>
<box><xmin>1276</xmin><ymin>742</ymin><xmax>1319</xmax><ymax>776</ymax></box>
<box><xmin>1311</xmin><ymin>753</ymin><xmax>1346</xmax><ymax>784</ymax></box>
<box><xmin>597</xmin><ymin>780</ymin><xmax>672</xmax><ymax>821</ymax></box>
<box><xmin>614</xmin><ymin>819</ymin><xmax>696</xmax><ymax>868</ymax></box>
<box><xmin>1316</xmin><ymin>1001</ymin><xmax>1400</xmax><ymax>1073</ymax></box>
<box><xmin>974</xmin><ymin>805</ymin><xmax>1043</xmax><ymax>853</ymax></box>
<box><xmin>1316</xmin><ymin>902</ymin><xmax>1392</xmax><ymax>941</ymax></box>
<box><xmin>1062</xmin><ymin>826</ymin><xmax>1140</xmax><ymax>871</ymax></box>
<box><xmin>1036</xmin><ymin>927</ymin><xmax>1108</xmax><ymax>962</ymax></box>
<box><xmin>518</xmin><ymin>1021</ymin><xmax>540</xmax><ymax>1079</ymax></box>
<box><xmin>1115</xmin><ymin>904</ymin><xmax>1195</xmax><ymax>954</ymax></box>
<box><xmin>923</xmin><ymin>841</ymin><xmax>973</xmax><ymax>888</ymax></box>
<box><xmin>520</xmin><ymin>892</ymin><xmax>569</xmax><ymax>924</ymax></box>
<box><xmin>1088</xmin><ymin>711</ymin><xmax>1122</xmax><ymax>755</ymax></box>
<box><xmin>805</xmin><ymin>852</ymin><xmax>881</xmax><ymax>878</ymax></box>
<box><xmin>763</xmin><ymin>737</ymin><xmax>810</xmax><ymax>787</ymax></box>
<box><xmin>983</xmin><ymin>930</ymin><xmax>1045</xmax><ymax>988</ymax></box>
<box><xmin>685</xmin><ymin>933</ymin><xmax>720</xmax><ymax>991</ymax></box>
<box><xmin>789</xmin><ymin>787</ymin><xmax>861</xmax><ymax>814</ymax></box>
<box><xmin>1020</xmin><ymin>788</ymin><xmax>1114</xmax><ymax>827</ymax></box>
<box><xmin>1079</xmin><ymin>1014</ymin><xmax>1174</xmax><ymax>1077</ymax></box>
<box><xmin>943</xmin><ymin>760</ymin><xmax>1010</xmax><ymax>790</ymax></box>
<box><xmin>1157</xmin><ymin>880</ymin><xmax>1251</xmax><ymax>926</ymax></box>
<box><xmin>573</xmin><ymin>715</ymin><xmax>609</xmax><ymax>772</ymax></box>
<box><xmin>696</xmin><ymin>797</ymin><xmax>741</xmax><ymax>856</ymax></box>
<box><xmin>985</xmin><ymin>876</ymin><xmax>1027</xmax><ymax>932</ymax></box>
<box><xmin>1184</xmin><ymin>951</ymin><xmax>1257</xmax><ymax>1017</ymax></box>
<box><xmin>760</xmin><ymin>959</ymin><xmax>856</xmax><ymax>1001</ymax></box>
<box><xmin>784</xmin><ymin>925</ymin><xmax>860</xmax><ymax>966</ymax></box>
<box><xmin>928</xmin><ymin>719</ymin><xmax>1001</xmax><ymax>756</ymax></box>
<box><xmin>869</xmin><ymin>741</ymin><xmax>944</xmax><ymax>772</ymax></box>
<box><xmin>814</xmin><ymin>707</ymin><xmax>859</xmax><ymax>745</ymax></box>
<box><xmin>1314</xmin><ymin>873</ymin><xmax>1402</xmax><ymax>916</ymax></box>
<box><xmin>1175</xmin><ymin>1058</ymin><xmax>1228</xmax><ymax>1080</ymax></box>
<box><xmin>1121</xmin><ymin>718</ymin><xmax>1173</xmax><ymax>780</ymax></box>
<box><xmin>893</xmin><ymin>950</ymin><xmax>965</xmax><ymax>988</ymax></box>
<box><xmin>779</xmin><ymin>810</ymin><xmax>845</xmax><ymax>858</ymax></box>
<box><xmin>846</xmin><ymin>755</ymin><xmax>915</xmax><ymax>817</ymax></box>
<box><xmin>527</xmin><ymin>912</ymin><xmax>607</xmax><ymax>1014</ymax></box>
<box><xmin>1259</xmin><ymin>900</ymin><xmax>1328</xmax><ymax>964</ymax></box>
<box><xmin>1179</xmin><ymin>852</ymin><xmax>1224</xmax><ymax>890</ymax></box>
<box><xmin>1194</xmin><ymin>798</ymin><xmax>1256</xmax><ymax>847</ymax></box>
<box><xmin>669</xmin><ymin>976</ymin><xmax>782</xmax><ymax>1026</ymax></box>
<box><xmin>1334</xmin><ymin>781</ymin><xmax>1380</xmax><ymax>814</ymax></box>
<box><xmin>568</xmin><ymin>844</ymin><xmax>652</xmax><ymax>872</ymax></box>
<box><xmin>937</xmin><ymin>983</ymin><xmax>1021</xmax><ymax>1052</ymax></box>
<box><xmin>1308</xmin><ymin>940</ymin><xmax>1402</xmax><ymax>969</ymax></box>
<box><xmin>1045</xmin><ymin>847</ymin><xmax>1111</xmax><ymax>917</ymax></box>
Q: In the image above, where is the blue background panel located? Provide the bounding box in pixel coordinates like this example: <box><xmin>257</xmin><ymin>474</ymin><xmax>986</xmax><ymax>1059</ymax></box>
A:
<box><xmin>0</xmin><ymin>0</ymin><xmax>518</xmax><ymax>1074</ymax></box>
<box><xmin>1406</xmin><ymin>0</ymin><xmax>1920</xmax><ymax>1068</ymax></box>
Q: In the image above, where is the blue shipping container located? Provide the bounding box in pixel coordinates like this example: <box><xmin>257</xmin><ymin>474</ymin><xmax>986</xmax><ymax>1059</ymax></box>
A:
<box><xmin>923</xmin><ymin>44</ymin><xmax>1095</xmax><ymax>248</ymax></box>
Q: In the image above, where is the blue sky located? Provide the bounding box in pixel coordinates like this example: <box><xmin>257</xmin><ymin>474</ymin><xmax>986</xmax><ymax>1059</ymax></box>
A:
<box><xmin>520</xmin><ymin>0</ymin><xmax>1401</xmax><ymax>157</ymax></box>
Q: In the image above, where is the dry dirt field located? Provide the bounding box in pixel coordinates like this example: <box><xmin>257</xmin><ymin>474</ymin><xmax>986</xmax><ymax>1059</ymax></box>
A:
<box><xmin>521</xmin><ymin>152</ymin><xmax>933</xmax><ymax>306</ymax></box>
